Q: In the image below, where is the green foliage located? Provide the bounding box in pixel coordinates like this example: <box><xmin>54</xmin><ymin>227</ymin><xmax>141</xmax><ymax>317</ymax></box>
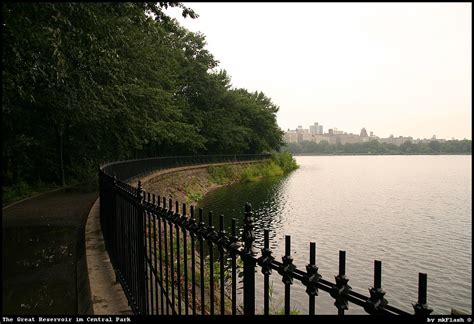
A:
<box><xmin>187</xmin><ymin>191</ymin><xmax>204</xmax><ymax>203</ymax></box>
<box><xmin>283</xmin><ymin>140</ymin><xmax>472</xmax><ymax>155</ymax></box>
<box><xmin>208</xmin><ymin>153</ymin><xmax>298</xmax><ymax>184</ymax></box>
<box><xmin>267</xmin><ymin>281</ymin><xmax>300</xmax><ymax>315</ymax></box>
<box><xmin>263</xmin><ymin>162</ymin><xmax>284</xmax><ymax>177</ymax></box>
<box><xmin>2</xmin><ymin>3</ymin><xmax>285</xmax><ymax>201</ymax></box>
<box><xmin>271</xmin><ymin>152</ymin><xmax>299</xmax><ymax>172</ymax></box>
<box><xmin>3</xmin><ymin>182</ymin><xmax>33</xmax><ymax>205</ymax></box>
<box><xmin>238</xmin><ymin>152</ymin><xmax>298</xmax><ymax>182</ymax></box>
<box><xmin>240</xmin><ymin>166</ymin><xmax>264</xmax><ymax>182</ymax></box>
<box><xmin>208</xmin><ymin>165</ymin><xmax>239</xmax><ymax>185</ymax></box>
<box><xmin>2</xmin><ymin>182</ymin><xmax>59</xmax><ymax>206</ymax></box>
<box><xmin>274</xmin><ymin>307</ymin><xmax>301</xmax><ymax>315</ymax></box>
<box><xmin>239</xmin><ymin>162</ymin><xmax>281</xmax><ymax>182</ymax></box>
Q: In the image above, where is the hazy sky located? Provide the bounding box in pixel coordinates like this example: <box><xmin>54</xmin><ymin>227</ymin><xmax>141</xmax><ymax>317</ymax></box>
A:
<box><xmin>167</xmin><ymin>3</ymin><xmax>471</xmax><ymax>140</ymax></box>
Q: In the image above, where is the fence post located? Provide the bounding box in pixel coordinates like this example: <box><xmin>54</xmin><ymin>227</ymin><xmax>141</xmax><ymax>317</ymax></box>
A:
<box><xmin>242</xmin><ymin>202</ymin><xmax>256</xmax><ymax>315</ymax></box>
<box><xmin>112</xmin><ymin>173</ymin><xmax>119</xmax><ymax>283</ymax></box>
<box><xmin>257</xmin><ymin>229</ymin><xmax>274</xmax><ymax>315</ymax></box>
<box><xmin>305</xmin><ymin>242</ymin><xmax>321</xmax><ymax>315</ymax></box>
<box><xmin>230</xmin><ymin>219</ymin><xmax>239</xmax><ymax>315</ymax></box>
<box><xmin>364</xmin><ymin>260</ymin><xmax>388</xmax><ymax>314</ymax></box>
<box><xmin>136</xmin><ymin>180</ymin><xmax>147</xmax><ymax>315</ymax></box>
<box><xmin>280</xmin><ymin>235</ymin><xmax>296</xmax><ymax>315</ymax></box>
<box><xmin>98</xmin><ymin>168</ymin><xmax>105</xmax><ymax>252</ymax></box>
<box><xmin>413</xmin><ymin>273</ymin><xmax>433</xmax><ymax>315</ymax></box>
<box><xmin>330</xmin><ymin>250</ymin><xmax>351</xmax><ymax>315</ymax></box>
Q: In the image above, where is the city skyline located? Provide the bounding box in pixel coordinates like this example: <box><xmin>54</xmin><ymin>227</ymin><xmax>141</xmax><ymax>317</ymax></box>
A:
<box><xmin>283</xmin><ymin>121</ymin><xmax>467</xmax><ymax>146</ymax></box>
<box><xmin>166</xmin><ymin>3</ymin><xmax>471</xmax><ymax>140</ymax></box>
<box><xmin>285</xmin><ymin>121</ymin><xmax>465</xmax><ymax>140</ymax></box>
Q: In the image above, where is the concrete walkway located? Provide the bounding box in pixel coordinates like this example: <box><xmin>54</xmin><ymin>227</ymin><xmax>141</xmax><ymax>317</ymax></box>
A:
<box><xmin>85</xmin><ymin>198</ymin><xmax>132</xmax><ymax>315</ymax></box>
<box><xmin>2</xmin><ymin>182</ymin><xmax>98</xmax><ymax>315</ymax></box>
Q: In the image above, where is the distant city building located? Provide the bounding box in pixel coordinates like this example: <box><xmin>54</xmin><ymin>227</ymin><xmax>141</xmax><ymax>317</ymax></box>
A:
<box><xmin>332</xmin><ymin>127</ymin><xmax>343</xmax><ymax>135</ymax></box>
<box><xmin>312</xmin><ymin>134</ymin><xmax>333</xmax><ymax>143</ymax></box>
<box><xmin>296</xmin><ymin>125</ymin><xmax>309</xmax><ymax>134</ymax></box>
<box><xmin>283</xmin><ymin>130</ymin><xmax>298</xmax><ymax>143</ymax></box>
<box><xmin>379</xmin><ymin>135</ymin><xmax>413</xmax><ymax>146</ymax></box>
<box><xmin>298</xmin><ymin>133</ymin><xmax>312</xmax><ymax>142</ymax></box>
<box><xmin>337</xmin><ymin>133</ymin><xmax>363</xmax><ymax>144</ymax></box>
<box><xmin>308</xmin><ymin>122</ymin><xmax>324</xmax><ymax>135</ymax></box>
<box><xmin>309</xmin><ymin>122</ymin><xmax>321</xmax><ymax>135</ymax></box>
<box><xmin>282</xmin><ymin>123</ymin><xmax>444</xmax><ymax>146</ymax></box>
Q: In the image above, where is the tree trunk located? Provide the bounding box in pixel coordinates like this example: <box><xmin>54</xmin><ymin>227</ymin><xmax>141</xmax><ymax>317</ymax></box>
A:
<box><xmin>56</xmin><ymin>126</ymin><xmax>66</xmax><ymax>187</ymax></box>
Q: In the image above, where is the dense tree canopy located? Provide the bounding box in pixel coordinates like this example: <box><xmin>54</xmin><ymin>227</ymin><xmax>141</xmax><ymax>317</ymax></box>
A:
<box><xmin>2</xmin><ymin>2</ymin><xmax>284</xmax><ymax>191</ymax></box>
<box><xmin>283</xmin><ymin>140</ymin><xmax>472</xmax><ymax>155</ymax></box>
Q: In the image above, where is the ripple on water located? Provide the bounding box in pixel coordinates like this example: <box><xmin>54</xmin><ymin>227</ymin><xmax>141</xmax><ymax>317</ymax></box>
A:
<box><xmin>198</xmin><ymin>155</ymin><xmax>472</xmax><ymax>314</ymax></box>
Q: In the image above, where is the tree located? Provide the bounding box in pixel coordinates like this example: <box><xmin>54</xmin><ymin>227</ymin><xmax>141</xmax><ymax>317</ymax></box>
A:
<box><xmin>2</xmin><ymin>2</ymin><xmax>285</xmax><ymax>193</ymax></box>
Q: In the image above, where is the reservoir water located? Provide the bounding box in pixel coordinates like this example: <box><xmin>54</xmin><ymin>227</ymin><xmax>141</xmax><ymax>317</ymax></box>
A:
<box><xmin>197</xmin><ymin>155</ymin><xmax>472</xmax><ymax>314</ymax></box>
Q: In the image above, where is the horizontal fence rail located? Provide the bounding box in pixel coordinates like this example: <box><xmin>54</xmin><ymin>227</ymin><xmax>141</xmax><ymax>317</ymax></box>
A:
<box><xmin>99</xmin><ymin>154</ymin><xmax>434</xmax><ymax>316</ymax></box>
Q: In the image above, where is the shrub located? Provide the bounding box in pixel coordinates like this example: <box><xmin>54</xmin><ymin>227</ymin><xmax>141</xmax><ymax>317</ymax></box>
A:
<box><xmin>187</xmin><ymin>191</ymin><xmax>204</xmax><ymax>203</ymax></box>
<box><xmin>207</xmin><ymin>153</ymin><xmax>298</xmax><ymax>186</ymax></box>
<box><xmin>208</xmin><ymin>165</ymin><xmax>237</xmax><ymax>185</ymax></box>
<box><xmin>2</xmin><ymin>181</ymin><xmax>59</xmax><ymax>206</ymax></box>
<box><xmin>271</xmin><ymin>152</ymin><xmax>299</xmax><ymax>172</ymax></box>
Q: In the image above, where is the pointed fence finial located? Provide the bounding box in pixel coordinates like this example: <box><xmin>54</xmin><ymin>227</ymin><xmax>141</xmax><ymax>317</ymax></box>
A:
<box><xmin>137</xmin><ymin>180</ymin><xmax>143</xmax><ymax>202</ymax></box>
<box><xmin>364</xmin><ymin>260</ymin><xmax>388</xmax><ymax>314</ymax></box>
<box><xmin>243</xmin><ymin>202</ymin><xmax>255</xmax><ymax>254</ymax></box>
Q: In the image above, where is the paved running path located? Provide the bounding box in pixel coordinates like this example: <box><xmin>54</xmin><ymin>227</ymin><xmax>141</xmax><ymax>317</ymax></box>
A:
<box><xmin>2</xmin><ymin>183</ymin><xmax>98</xmax><ymax>315</ymax></box>
<box><xmin>85</xmin><ymin>198</ymin><xmax>132</xmax><ymax>315</ymax></box>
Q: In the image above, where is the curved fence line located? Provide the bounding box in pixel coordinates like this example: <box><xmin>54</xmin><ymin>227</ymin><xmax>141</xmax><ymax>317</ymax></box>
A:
<box><xmin>101</xmin><ymin>154</ymin><xmax>270</xmax><ymax>182</ymax></box>
<box><xmin>98</xmin><ymin>154</ymin><xmax>434</xmax><ymax>316</ymax></box>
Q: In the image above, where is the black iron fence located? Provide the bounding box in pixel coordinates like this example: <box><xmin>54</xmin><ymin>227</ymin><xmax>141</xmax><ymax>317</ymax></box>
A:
<box><xmin>101</xmin><ymin>154</ymin><xmax>270</xmax><ymax>182</ymax></box>
<box><xmin>98</xmin><ymin>154</ymin><xmax>434</xmax><ymax>315</ymax></box>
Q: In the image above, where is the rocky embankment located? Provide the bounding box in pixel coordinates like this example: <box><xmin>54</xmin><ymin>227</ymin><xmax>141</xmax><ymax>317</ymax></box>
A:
<box><xmin>141</xmin><ymin>162</ymin><xmax>264</xmax><ymax>207</ymax></box>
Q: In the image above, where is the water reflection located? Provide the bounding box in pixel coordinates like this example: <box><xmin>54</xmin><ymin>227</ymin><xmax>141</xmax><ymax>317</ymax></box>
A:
<box><xmin>198</xmin><ymin>175</ymin><xmax>291</xmax><ymax>251</ymax></box>
<box><xmin>198</xmin><ymin>155</ymin><xmax>472</xmax><ymax>315</ymax></box>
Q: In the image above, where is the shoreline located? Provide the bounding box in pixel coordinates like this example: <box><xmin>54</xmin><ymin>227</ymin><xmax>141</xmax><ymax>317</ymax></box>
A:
<box><xmin>289</xmin><ymin>153</ymin><xmax>471</xmax><ymax>156</ymax></box>
<box><xmin>141</xmin><ymin>161</ymin><xmax>267</xmax><ymax>207</ymax></box>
